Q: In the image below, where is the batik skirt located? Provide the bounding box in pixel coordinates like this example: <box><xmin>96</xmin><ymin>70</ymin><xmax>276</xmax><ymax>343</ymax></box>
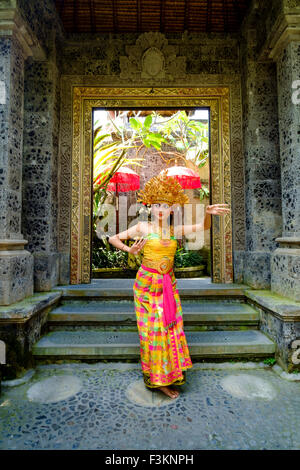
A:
<box><xmin>133</xmin><ymin>265</ymin><xmax>193</xmax><ymax>388</ymax></box>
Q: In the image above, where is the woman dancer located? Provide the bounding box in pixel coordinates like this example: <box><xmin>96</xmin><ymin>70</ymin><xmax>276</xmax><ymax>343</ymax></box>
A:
<box><xmin>109</xmin><ymin>170</ymin><xmax>231</xmax><ymax>399</ymax></box>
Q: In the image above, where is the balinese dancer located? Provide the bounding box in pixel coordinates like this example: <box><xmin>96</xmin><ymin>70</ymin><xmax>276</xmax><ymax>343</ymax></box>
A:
<box><xmin>109</xmin><ymin>170</ymin><xmax>231</xmax><ymax>398</ymax></box>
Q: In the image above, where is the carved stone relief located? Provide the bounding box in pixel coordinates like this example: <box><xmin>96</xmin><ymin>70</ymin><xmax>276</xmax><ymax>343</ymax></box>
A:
<box><xmin>120</xmin><ymin>32</ymin><xmax>186</xmax><ymax>81</ymax></box>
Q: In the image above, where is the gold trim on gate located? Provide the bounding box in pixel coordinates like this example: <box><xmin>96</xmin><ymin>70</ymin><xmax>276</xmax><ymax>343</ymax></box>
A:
<box><xmin>71</xmin><ymin>87</ymin><xmax>233</xmax><ymax>285</ymax></box>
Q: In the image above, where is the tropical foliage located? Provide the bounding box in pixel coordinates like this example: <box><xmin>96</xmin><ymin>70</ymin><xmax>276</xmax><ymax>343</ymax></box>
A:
<box><xmin>92</xmin><ymin>243</ymin><xmax>204</xmax><ymax>270</ymax></box>
<box><xmin>128</xmin><ymin>110</ymin><xmax>210</xmax><ymax>201</ymax></box>
<box><xmin>93</xmin><ymin>120</ymin><xmax>143</xmax><ymax>212</ymax></box>
<box><xmin>92</xmin><ymin>109</ymin><xmax>209</xmax><ymax>270</ymax></box>
<box><xmin>174</xmin><ymin>247</ymin><xmax>204</xmax><ymax>268</ymax></box>
<box><xmin>129</xmin><ymin>110</ymin><xmax>209</xmax><ymax>167</ymax></box>
<box><xmin>93</xmin><ymin>110</ymin><xmax>209</xmax><ymax>212</ymax></box>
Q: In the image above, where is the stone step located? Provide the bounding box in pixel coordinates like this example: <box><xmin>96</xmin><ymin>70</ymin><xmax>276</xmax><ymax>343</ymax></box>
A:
<box><xmin>52</xmin><ymin>279</ymin><xmax>251</xmax><ymax>300</ymax></box>
<box><xmin>48</xmin><ymin>300</ymin><xmax>259</xmax><ymax>326</ymax></box>
<box><xmin>32</xmin><ymin>329</ymin><xmax>275</xmax><ymax>360</ymax></box>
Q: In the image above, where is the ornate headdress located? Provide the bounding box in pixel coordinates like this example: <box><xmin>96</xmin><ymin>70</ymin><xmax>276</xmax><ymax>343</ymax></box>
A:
<box><xmin>137</xmin><ymin>169</ymin><xmax>189</xmax><ymax>206</ymax></box>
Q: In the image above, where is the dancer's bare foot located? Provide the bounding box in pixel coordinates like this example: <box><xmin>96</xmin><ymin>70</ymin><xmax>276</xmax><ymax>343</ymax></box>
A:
<box><xmin>158</xmin><ymin>386</ymin><xmax>179</xmax><ymax>399</ymax></box>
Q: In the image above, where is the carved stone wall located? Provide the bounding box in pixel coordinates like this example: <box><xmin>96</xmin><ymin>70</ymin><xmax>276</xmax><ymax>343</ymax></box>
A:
<box><xmin>254</xmin><ymin>0</ymin><xmax>285</xmax><ymax>60</ymax></box>
<box><xmin>240</xmin><ymin>27</ymin><xmax>282</xmax><ymax>290</ymax></box>
<box><xmin>0</xmin><ymin>34</ymin><xmax>33</xmax><ymax>305</ymax></box>
<box><xmin>16</xmin><ymin>0</ymin><xmax>64</xmax><ymax>54</ymax></box>
<box><xmin>119</xmin><ymin>32</ymin><xmax>186</xmax><ymax>80</ymax></box>
<box><xmin>15</xmin><ymin>0</ymin><xmax>64</xmax><ymax>293</ymax></box>
<box><xmin>8</xmin><ymin>1</ymin><xmax>289</xmax><ymax>289</ymax></box>
<box><xmin>22</xmin><ymin>57</ymin><xmax>61</xmax><ymax>291</ymax></box>
<box><xmin>9</xmin><ymin>2</ymin><xmax>291</xmax><ymax>289</ymax></box>
<box><xmin>270</xmin><ymin>39</ymin><xmax>300</xmax><ymax>301</ymax></box>
<box><xmin>248</xmin><ymin>0</ymin><xmax>300</xmax><ymax>61</ymax></box>
<box><xmin>58</xmin><ymin>31</ymin><xmax>245</xmax><ymax>284</ymax></box>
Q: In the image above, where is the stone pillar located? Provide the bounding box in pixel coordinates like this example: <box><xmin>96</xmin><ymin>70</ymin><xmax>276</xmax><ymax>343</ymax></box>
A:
<box><xmin>269</xmin><ymin>11</ymin><xmax>300</xmax><ymax>300</ymax></box>
<box><xmin>0</xmin><ymin>26</ymin><xmax>32</xmax><ymax>304</ymax></box>
<box><xmin>0</xmin><ymin>3</ymin><xmax>45</xmax><ymax>304</ymax></box>
<box><xmin>22</xmin><ymin>56</ymin><xmax>60</xmax><ymax>291</ymax></box>
<box><xmin>240</xmin><ymin>29</ymin><xmax>282</xmax><ymax>289</ymax></box>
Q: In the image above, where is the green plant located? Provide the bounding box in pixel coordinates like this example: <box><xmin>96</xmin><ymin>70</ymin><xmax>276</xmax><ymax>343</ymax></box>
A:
<box><xmin>174</xmin><ymin>247</ymin><xmax>203</xmax><ymax>268</ymax></box>
<box><xmin>128</xmin><ymin>110</ymin><xmax>209</xmax><ymax>168</ymax></box>
<box><xmin>92</xmin><ymin>115</ymin><xmax>145</xmax><ymax>259</ymax></box>
<box><xmin>92</xmin><ymin>244</ymin><xmax>128</xmax><ymax>269</ymax></box>
<box><xmin>263</xmin><ymin>357</ymin><xmax>277</xmax><ymax>366</ymax></box>
<box><xmin>156</xmin><ymin>110</ymin><xmax>209</xmax><ymax>167</ymax></box>
<box><xmin>93</xmin><ymin>114</ymin><xmax>144</xmax><ymax>211</ymax></box>
<box><xmin>196</xmin><ymin>185</ymin><xmax>210</xmax><ymax>201</ymax></box>
<box><xmin>128</xmin><ymin>110</ymin><xmax>210</xmax><ymax>203</ymax></box>
<box><xmin>92</xmin><ymin>110</ymin><xmax>210</xmax><ymax>269</ymax></box>
<box><xmin>129</xmin><ymin>114</ymin><xmax>168</xmax><ymax>150</ymax></box>
<box><xmin>92</xmin><ymin>239</ymin><xmax>205</xmax><ymax>270</ymax></box>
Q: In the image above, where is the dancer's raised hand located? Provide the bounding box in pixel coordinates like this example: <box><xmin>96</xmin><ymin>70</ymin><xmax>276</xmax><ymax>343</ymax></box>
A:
<box><xmin>205</xmin><ymin>204</ymin><xmax>231</xmax><ymax>216</ymax></box>
<box><xmin>128</xmin><ymin>237</ymin><xmax>147</xmax><ymax>255</ymax></box>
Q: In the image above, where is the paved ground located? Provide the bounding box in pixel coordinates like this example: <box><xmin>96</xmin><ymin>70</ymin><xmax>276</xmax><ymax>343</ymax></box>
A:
<box><xmin>0</xmin><ymin>362</ymin><xmax>300</xmax><ymax>450</ymax></box>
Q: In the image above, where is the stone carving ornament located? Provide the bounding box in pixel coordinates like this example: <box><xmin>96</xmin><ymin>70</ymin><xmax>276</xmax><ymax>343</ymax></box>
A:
<box><xmin>120</xmin><ymin>32</ymin><xmax>186</xmax><ymax>81</ymax></box>
<box><xmin>141</xmin><ymin>47</ymin><xmax>165</xmax><ymax>78</ymax></box>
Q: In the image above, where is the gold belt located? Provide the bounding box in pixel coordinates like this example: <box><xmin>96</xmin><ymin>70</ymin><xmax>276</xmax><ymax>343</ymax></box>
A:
<box><xmin>142</xmin><ymin>256</ymin><xmax>174</xmax><ymax>275</ymax></box>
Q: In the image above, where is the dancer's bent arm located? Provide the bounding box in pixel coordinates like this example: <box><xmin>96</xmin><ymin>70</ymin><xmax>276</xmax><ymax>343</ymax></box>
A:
<box><xmin>108</xmin><ymin>222</ymin><xmax>147</xmax><ymax>254</ymax></box>
<box><xmin>174</xmin><ymin>204</ymin><xmax>231</xmax><ymax>238</ymax></box>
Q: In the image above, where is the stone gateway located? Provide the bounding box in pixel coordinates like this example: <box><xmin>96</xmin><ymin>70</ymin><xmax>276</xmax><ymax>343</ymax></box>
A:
<box><xmin>0</xmin><ymin>0</ymin><xmax>299</xmax><ymax>386</ymax></box>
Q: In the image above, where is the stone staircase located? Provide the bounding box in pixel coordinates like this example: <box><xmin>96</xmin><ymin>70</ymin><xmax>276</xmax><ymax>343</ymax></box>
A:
<box><xmin>32</xmin><ymin>279</ymin><xmax>276</xmax><ymax>362</ymax></box>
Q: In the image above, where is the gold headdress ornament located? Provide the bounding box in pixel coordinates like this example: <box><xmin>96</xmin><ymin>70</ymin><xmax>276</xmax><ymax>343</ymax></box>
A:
<box><xmin>137</xmin><ymin>169</ymin><xmax>189</xmax><ymax>206</ymax></box>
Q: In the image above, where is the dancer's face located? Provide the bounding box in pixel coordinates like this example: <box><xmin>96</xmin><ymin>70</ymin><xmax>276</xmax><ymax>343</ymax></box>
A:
<box><xmin>151</xmin><ymin>203</ymin><xmax>172</xmax><ymax>223</ymax></box>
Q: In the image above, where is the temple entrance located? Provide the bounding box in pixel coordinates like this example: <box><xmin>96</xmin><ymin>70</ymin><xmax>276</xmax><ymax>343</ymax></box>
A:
<box><xmin>70</xmin><ymin>87</ymin><xmax>233</xmax><ymax>284</ymax></box>
<box><xmin>91</xmin><ymin>108</ymin><xmax>211</xmax><ymax>281</ymax></box>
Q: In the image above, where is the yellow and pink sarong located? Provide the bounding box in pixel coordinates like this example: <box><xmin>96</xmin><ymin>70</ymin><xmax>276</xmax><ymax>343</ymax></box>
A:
<box><xmin>133</xmin><ymin>234</ymin><xmax>193</xmax><ymax>388</ymax></box>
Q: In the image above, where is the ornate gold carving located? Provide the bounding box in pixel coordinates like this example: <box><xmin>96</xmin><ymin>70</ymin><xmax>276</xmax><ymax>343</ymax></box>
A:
<box><xmin>59</xmin><ymin>74</ymin><xmax>244</xmax><ymax>278</ymax></box>
<box><xmin>71</xmin><ymin>86</ymin><xmax>233</xmax><ymax>284</ymax></box>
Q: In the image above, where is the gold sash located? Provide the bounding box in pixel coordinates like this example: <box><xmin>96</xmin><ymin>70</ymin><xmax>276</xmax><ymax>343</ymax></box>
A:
<box><xmin>142</xmin><ymin>256</ymin><xmax>174</xmax><ymax>275</ymax></box>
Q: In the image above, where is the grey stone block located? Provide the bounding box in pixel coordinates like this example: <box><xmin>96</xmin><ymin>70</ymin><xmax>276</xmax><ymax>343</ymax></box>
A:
<box><xmin>243</xmin><ymin>251</ymin><xmax>271</xmax><ymax>289</ymax></box>
<box><xmin>232</xmin><ymin>250</ymin><xmax>244</xmax><ymax>284</ymax></box>
<box><xmin>245</xmin><ymin>289</ymin><xmax>300</xmax><ymax>372</ymax></box>
<box><xmin>58</xmin><ymin>252</ymin><xmax>70</xmax><ymax>286</ymax></box>
<box><xmin>271</xmin><ymin>249</ymin><xmax>300</xmax><ymax>301</ymax></box>
<box><xmin>0</xmin><ymin>250</ymin><xmax>33</xmax><ymax>305</ymax></box>
<box><xmin>33</xmin><ymin>252</ymin><xmax>59</xmax><ymax>292</ymax></box>
<box><xmin>0</xmin><ymin>291</ymin><xmax>61</xmax><ymax>379</ymax></box>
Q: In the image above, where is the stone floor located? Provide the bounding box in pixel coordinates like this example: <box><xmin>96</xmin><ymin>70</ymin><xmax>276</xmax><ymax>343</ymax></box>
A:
<box><xmin>0</xmin><ymin>362</ymin><xmax>300</xmax><ymax>450</ymax></box>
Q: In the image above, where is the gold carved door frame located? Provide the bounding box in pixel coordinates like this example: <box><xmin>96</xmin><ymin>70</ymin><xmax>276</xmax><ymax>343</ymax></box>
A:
<box><xmin>71</xmin><ymin>87</ymin><xmax>233</xmax><ymax>284</ymax></box>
